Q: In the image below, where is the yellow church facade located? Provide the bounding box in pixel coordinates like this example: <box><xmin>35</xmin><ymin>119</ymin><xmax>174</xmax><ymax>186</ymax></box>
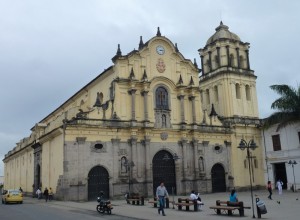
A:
<box><xmin>3</xmin><ymin>23</ymin><xmax>264</xmax><ymax>201</ymax></box>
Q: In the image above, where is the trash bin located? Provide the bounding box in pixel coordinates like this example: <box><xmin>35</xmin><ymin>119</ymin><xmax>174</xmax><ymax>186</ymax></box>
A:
<box><xmin>256</xmin><ymin>198</ymin><xmax>267</xmax><ymax>218</ymax></box>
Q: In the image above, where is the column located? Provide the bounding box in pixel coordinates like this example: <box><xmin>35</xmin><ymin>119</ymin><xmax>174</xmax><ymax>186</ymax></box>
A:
<box><xmin>181</xmin><ymin>139</ymin><xmax>188</xmax><ymax>179</ymax></box>
<box><xmin>178</xmin><ymin>95</ymin><xmax>185</xmax><ymax>128</ymax></box>
<box><xmin>189</xmin><ymin>96</ymin><xmax>196</xmax><ymax>124</ymax></box>
<box><xmin>192</xmin><ymin>139</ymin><xmax>199</xmax><ymax>179</ymax></box>
<box><xmin>142</xmin><ymin>138</ymin><xmax>151</xmax><ymax>181</ymax></box>
<box><xmin>226</xmin><ymin>45</ymin><xmax>230</xmax><ymax>66</ymax></box>
<box><xmin>200</xmin><ymin>55</ymin><xmax>205</xmax><ymax>75</ymax></box>
<box><xmin>246</xmin><ymin>50</ymin><xmax>250</xmax><ymax>70</ymax></box>
<box><xmin>129</xmin><ymin>138</ymin><xmax>138</xmax><ymax>179</ymax></box>
<box><xmin>236</xmin><ymin>48</ymin><xmax>240</xmax><ymax>68</ymax></box>
<box><xmin>128</xmin><ymin>89</ymin><xmax>137</xmax><ymax>121</ymax></box>
<box><xmin>141</xmin><ymin>91</ymin><xmax>149</xmax><ymax>122</ymax></box>
<box><xmin>111</xmin><ymin>138</ymin><xmax>120</xmax><ymax>177</ymax></box>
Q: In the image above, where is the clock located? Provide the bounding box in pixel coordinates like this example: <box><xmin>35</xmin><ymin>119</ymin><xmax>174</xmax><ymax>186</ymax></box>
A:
<box><xmin>156</xmin><ymin>45</ymin><xmax>165</xmax><ymax>55</ymax></box>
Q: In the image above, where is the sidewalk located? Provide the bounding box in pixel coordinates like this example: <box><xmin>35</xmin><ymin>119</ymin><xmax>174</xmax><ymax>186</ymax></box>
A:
<box><xmin>25</xmin><ymin>190</ymin><xmax>300</xmax><ymax>220</ymax></box>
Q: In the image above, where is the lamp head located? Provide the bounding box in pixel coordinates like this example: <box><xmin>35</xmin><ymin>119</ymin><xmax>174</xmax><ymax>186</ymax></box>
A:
<box><xmin>249</xmin><ymin>139</ymin><xmax>257</xmax><ymax>150</ymax></box>
<box><xmin>238</xmin><ymin>139</ymin><xmax>246</xmax><ymax>151</ymax></box>
<box><xmin>288</xmin><ymin>160</ymin><xmax>297</xmax><ymax>165</ymax></box>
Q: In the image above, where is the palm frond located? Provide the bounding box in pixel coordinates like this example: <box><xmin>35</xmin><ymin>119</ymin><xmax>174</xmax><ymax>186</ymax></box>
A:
<box><xmin>265</xmin><ymin>84</ymin><xmax>300</xmax><ymax>131</ymax></box>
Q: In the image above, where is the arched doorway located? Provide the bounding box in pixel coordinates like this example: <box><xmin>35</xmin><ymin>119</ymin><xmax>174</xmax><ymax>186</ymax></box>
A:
<box><xmin>152</xmin><ymin>150</ymin><xmax>176</xmax><ymax>196</ymax></box>
<box><xmin>34</xmin><ymin>164</ymin><xmax>41</xmax><ymax>191</ymax></box>
<box><xmin>88</xmin><ymin>166</ymin><xmax>109</xmax><ymax>201</ymax></box>
<box><xmin>211</xmin><ymin>163</ymin><xmax>226</xmax><ymax>192</ymax></box>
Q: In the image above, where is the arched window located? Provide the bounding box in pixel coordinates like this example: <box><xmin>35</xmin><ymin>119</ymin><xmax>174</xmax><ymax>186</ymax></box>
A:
<box><xmin>239</xmin><ymin>55</ymin><xmax>244</xmax><ymax>68</ymax></box>
<box><xmin>162</xmin><ymin>114</ymin><xmax>167</xmax><ymax>128</ymax></box>
<box><xmin>214</xmin><ymin>85</ymin><xmax>218</xmax><ymax>102</ymax></box>
<box><xmin>229</xmin><ymin>54</ymin><xmax>234</xmax><ymax>67</ymax></box>
<box><xmin>235</xmin><ymin>83</ymin><xmax>241</xmax><ymax>99</ymax></box>
<box><xmin>156</xmin><ymin>87</ymin><xmax>169</xmax><ymax>109</ymax></box>
<box><xmin>206</xmin><ymin>89</ymin><xmax>210</xmax><ymax>104</ymax></box>
<box><xmin>245</xmin><ymin>85</ymin><xmax>251</xmax><ymax>101</ymax></box>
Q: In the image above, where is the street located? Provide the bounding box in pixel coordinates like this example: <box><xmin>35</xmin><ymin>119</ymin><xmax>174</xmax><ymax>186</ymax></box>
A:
<box><xmin>0</xmin><ymin>200</ymin><xmax>137</xmax><ymax>220</ymax></box>
<box><xmin>1</xmin><ymin>190</ymin><xmax>300</xmax><ymax>220</ymax></box>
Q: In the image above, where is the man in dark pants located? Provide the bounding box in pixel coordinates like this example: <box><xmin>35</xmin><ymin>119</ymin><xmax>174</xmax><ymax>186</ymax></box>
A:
<box><xmin>156</xmin><ymin>181</ymin><xmax>169</xmax><ymax>216</ymax></box>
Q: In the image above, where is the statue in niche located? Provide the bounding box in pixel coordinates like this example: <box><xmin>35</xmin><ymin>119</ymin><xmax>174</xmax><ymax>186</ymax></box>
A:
<box><xmin>199</xmin><ymin>157</ymin><xmax>205</xmax><ymax>172</ymax></box>
<box><xmin>121</xmin><ymin>156</ymin><xmax>128</xmax><ymax>173</ymax></box>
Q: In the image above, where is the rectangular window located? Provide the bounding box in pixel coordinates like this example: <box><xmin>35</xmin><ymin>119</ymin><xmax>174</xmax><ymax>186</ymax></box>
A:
<box><xmin>272</xmin><ymin>135</ymin><xmax>281</xmax><ymax>151</ymax></box>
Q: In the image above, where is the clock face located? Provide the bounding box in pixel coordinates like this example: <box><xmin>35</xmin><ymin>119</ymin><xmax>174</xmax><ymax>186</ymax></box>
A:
<box><xmin>156</xmin><ymin>45</ymin><xmax>165</xmax><ymax>55</ymax></box>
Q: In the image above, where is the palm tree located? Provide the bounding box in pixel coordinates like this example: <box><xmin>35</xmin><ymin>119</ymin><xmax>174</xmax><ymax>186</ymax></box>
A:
<box><xmin>263</xmin><ymin>84</ymin><xmax>300</xmax><ymax>131</ymax></box>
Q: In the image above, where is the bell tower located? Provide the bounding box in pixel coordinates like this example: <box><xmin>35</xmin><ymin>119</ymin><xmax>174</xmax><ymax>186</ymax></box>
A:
<box><xmin>198</xmin><ymin>22</ymin><xmax>259</xmax><ymax>119</ymax></box>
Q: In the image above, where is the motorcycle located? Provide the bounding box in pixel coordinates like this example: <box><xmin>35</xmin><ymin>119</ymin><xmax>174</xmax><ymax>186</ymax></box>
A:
<box><xmin>96</xmin><ymin>192</ymin><xmax>113</xmax><ymax>214</ymax></box>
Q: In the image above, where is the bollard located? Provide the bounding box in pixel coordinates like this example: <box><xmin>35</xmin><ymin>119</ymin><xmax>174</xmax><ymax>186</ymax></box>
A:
<box><xmin>193</xmin><ymin>199</ymin><xmax>198</xmax><ymax>211</ymax></box>
<box><xmin>141</xmin><ymin>196</ymin><xmax>144</xmax><ymax>205</ymax></box>
<box><xmin>165</xmin><ymin>197</ymin><xmax>169</xmax><ymax>208</ymax></box>
<box><xmin>185</xmin><ymin>199</ymin><xmax>190</xmax><ymax>211</ymax></box>
<box><xmin>216</xmin><ymin>200</ymin><xmax>221</xmax><ymax>215</ymax></box>
<box><xmin>178</xmin><ymin>198</ymin><xmax>182</xmax><ymax>210</ymax></box>
<box><xmin>154</xmin><ymin>197</ymin><xmax>157</xmax><ymax>208</ymax></box>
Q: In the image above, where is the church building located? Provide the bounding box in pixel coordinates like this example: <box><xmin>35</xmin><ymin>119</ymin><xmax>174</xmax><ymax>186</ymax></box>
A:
<box><xmin>3</xmin><ymin>22</ymin><xmax>264</xmax><ymax>201</ymax></box>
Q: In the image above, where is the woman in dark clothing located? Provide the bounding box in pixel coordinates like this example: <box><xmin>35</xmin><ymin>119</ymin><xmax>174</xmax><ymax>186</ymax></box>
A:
<box><xmin>43</xmin><ymin>187</ymin><xmax>49</xmax><ymax>202</ymax></box>
<box><xmin>267</xmin><ymin>181</ymin><xmax>273</xmax><ymax>200</ymax></box>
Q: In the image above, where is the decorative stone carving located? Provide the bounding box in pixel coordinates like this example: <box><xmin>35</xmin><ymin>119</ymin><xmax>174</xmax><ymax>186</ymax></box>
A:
<box><xmin>160</xmin><ymin>132</ymin><xmax>168</xmax><ymax>140</ymax></box>
<box><xmin>156</xmin><ymin>58</ymin><xmax>166</xmax><ymax>73</ymax></box>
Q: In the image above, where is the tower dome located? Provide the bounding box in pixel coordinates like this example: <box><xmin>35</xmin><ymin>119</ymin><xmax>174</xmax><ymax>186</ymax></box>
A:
<box><xmin>206</xmin><ymin>21</ymin><xmax>241</xmax><ymax>45</ymax></box>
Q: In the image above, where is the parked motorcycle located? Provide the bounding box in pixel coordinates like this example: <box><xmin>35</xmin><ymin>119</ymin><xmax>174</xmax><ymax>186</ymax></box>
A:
<box><xmin>96</xmin><ymin>192</ymin><xmax>113</xmax><ymax>214</ymax></box>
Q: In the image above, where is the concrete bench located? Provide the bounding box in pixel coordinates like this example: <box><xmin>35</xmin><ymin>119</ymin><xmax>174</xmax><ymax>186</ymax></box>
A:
<box><xmin>126</xmin><ymin>196</ymin><xmax>144</xmax><ymax>205</ymax></box>
<box><xmin>209</xmin><ymin>200</ymin><xmax>251</xmax><ymax>216</ymax></box>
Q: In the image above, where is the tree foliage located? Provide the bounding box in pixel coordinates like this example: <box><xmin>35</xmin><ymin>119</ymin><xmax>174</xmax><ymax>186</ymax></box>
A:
<box><xmin>263</xmin><ymin>84</ymin><xmax>300</xmax><ymax>131</ymax></box>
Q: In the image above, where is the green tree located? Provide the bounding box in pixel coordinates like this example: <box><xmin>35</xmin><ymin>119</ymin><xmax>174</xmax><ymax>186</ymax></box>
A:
<box><xmin>263</xmin><ymin>84</ymin><xmax>300</xmax><ymax>131</ymax></box>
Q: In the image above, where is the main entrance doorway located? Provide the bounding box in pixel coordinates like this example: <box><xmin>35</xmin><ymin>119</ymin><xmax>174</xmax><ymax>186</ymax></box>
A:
<box><xmin>274</xmin><ymin>163</ymin><xmax>287</xmax><ymax>189</ymax></box>
<box><xmin>88</xmin><ymin>166</ymin><xmax>109</xmax><ymax>200</ymax></box>
<box><xmin>211</xmin><ymin>163</ymin><xmax>226</xmax><ymax>192</ymax></box>
<box><xmin>152</xmin><ymin>150</ymin><xmax>176</xmax><ymax>196</ymax></box>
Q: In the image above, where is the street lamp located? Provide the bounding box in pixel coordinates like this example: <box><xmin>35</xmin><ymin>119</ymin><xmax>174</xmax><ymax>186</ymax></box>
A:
<box><xmin>123</xmin><ymin>159</ymin><xmax>135</xmax><ymax>196</ymax></box>
<box><xmin>287</xmin><ymin>160</ymin><xmax>297</xmax><ymax>192</ymax></box>
<box><xmin>163</xmin><ymin>153</ymin><xmax>180</xmax><ymax>209</ymax></box>
<box><xmin>238</xmin><ymin>139</ymin><xmax>257</xmax><ymax>219</ymax></box>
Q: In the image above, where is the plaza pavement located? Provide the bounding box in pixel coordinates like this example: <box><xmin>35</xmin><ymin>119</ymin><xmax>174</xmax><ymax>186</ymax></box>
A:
<box><xmin>24</xmin><ymin>190</ymin><xmax>300</xmax><ymax>220</ymax></box>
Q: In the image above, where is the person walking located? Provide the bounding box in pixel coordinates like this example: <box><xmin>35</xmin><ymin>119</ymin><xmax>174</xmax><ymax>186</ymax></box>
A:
<box><xmin>36</xmin><ymin>188</ymin><xmax>42</xmax><ymax>199</ymax></box>
<box><xmin>267</xmin><ymin>181</ymin><xmax>273</xmax><ymax>200</ymax></box>
<box><xmin>276</xmin><ymin>179</ymin><xmax>283</xmax><ymax>195</ymax></box>
<box><xmin>48</xmin><ymin>187</ymin><xmax>53</xmax><ymax>201</ymax></box>
<box><xmin>156</xmin><ymin>181</ymin><xmax>169</xmax><ymax>216</ymax></box>
<box><xmin>229</xmin><ymin>189</ymin><xmax>238</xmax><ymax>202</ymax></box>
<box><xmin>43</xmin><ymin>187</ymin><xmax>49</xmax><ymax>202</ymax></box>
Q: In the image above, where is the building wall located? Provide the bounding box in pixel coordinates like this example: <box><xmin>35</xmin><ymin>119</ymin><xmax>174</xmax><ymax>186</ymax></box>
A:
<box><xmin>263</xmin><ymin>122</ymin><xmax>300</xmax><ymax>190</ymax></box>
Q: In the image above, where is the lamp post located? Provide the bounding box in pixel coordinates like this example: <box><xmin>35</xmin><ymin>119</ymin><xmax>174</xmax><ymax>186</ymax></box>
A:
<box><xmin>124</xmin><ymin>160</ymin><xmax>135</xmax><ymax>196</ymax></box>
<box><xmin>238</xmin><ymin>139</ymin><xmax>257</xmax><ymax>219</ymax></box>
<box><xmin>163</xmin><ymin>153</ymin><xmax>180</xmax><ymax>209</ymax></box>
<box><xmin>287</xmin><ymin>160</ymin><xmax>297</xmax><ymax>192</ymax></box>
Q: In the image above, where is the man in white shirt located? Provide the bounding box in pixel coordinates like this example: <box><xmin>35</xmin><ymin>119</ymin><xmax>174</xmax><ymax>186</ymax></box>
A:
<box><xmin>156</xmin><ymin>181</ymin><xmax>169</xmax><ymax>216</ymax></box>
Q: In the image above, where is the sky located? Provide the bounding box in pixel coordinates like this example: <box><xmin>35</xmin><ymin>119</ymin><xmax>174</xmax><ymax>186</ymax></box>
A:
<box><xmin>1</xmin><ymin>0</ymin><xmax>300</xmax><ymax>176</ymax></box>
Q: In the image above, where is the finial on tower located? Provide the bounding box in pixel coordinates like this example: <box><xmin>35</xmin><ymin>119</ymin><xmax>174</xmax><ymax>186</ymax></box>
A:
<box><xmin>139</xmin><ymin>36</ymin><xmax>144</xmax><ymax>50</ymax></box>
<box><xmin>116</xmin><ymin>44</ymin><xmax>122</xmax><ymax>56</ymax></box>
<box><xmin>156</xmin><ymin>27</ymin><xmax>161</xmax><ymax>36</ymax></box>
